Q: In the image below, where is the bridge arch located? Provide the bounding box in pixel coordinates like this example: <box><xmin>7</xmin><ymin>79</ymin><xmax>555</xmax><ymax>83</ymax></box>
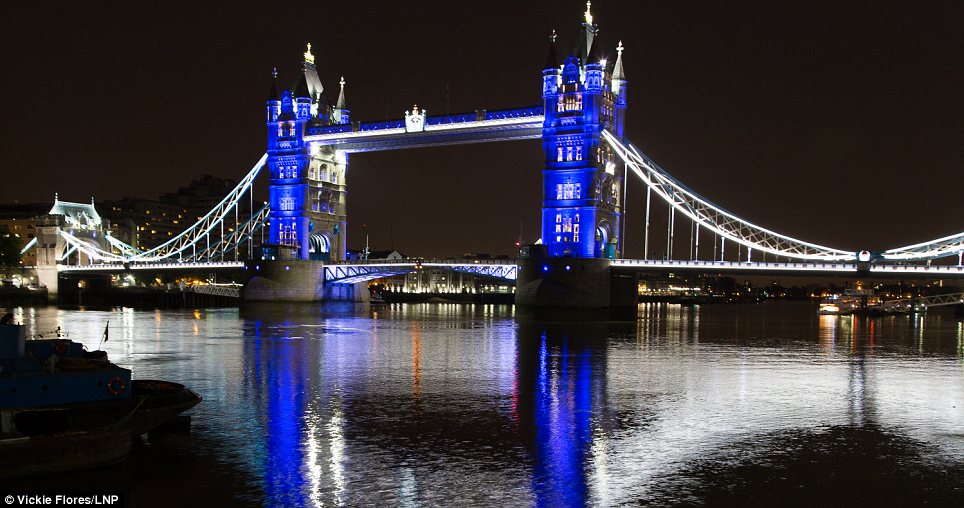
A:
<box><xmin>308</xmin><ymin>233</ymin><xmax>331</xmax><ymax>261</ymax></box>
<box><xmin>595</xmin><ymin>222</ymin><xmax>612</xmax><ymax>259</ymax></box>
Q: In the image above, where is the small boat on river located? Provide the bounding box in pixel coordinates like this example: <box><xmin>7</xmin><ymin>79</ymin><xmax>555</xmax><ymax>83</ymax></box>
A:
<box><xmin>0</xmin><ymin>321</ymin><xmax>202</xmax><ymax>478</ymax></box>
<box><xmin>816</xmin><ymin>289</ymin><xmax>881</xmax><ymax>315</ymax></box>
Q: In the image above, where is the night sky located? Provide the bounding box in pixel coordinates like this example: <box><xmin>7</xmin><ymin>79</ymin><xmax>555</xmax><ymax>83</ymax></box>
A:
<box><xmin>2</xmin><ymin>1</ymin><xmax>961</xmax><ymax>258</ymax></box>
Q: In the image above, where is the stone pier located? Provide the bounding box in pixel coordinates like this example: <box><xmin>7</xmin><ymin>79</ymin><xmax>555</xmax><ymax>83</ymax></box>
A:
<box><xmin>515</xmin><ymin>252</ymin><xmax>637</xmax><ymax>320</ymax></box>
<box><xmin>242</xmin><ymin>259</ymin><xmax>369</xmax><ymax>307</ymax></box>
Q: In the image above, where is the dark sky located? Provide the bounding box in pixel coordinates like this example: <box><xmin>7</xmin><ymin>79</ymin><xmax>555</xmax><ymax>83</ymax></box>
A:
<box><xmin>2</xmin><ymin>1</ymin><xmax>962</xmax><ymax>258</ymax></box>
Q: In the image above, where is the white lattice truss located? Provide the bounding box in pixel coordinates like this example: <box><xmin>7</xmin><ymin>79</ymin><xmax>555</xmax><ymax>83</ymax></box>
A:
<box><xmin>105</xmin><ymin>234</ymin><xmax>142</xmax><ymax>257</ymax></box>
<box><xmin>57</xmin><ymin>233</ymin><xmax>116</xmax><ymax>263</ymax></box>
<box><xmin>604</xmin><ymin>131</ymin><xmax>963</xmax><ymax>262</ymax></box>
<box><xmin>879</xmin><ymin>292</ymin><xmax>964</xmax><ymax>312</ymax></box>
<box><xmin>878</xmin><ymin>232</ymin><xmax>964</xmax><ymax>261</ymax></box>
<box><xmin>185</xmin><ymin>203</ymin><xmax>270</xmax><ymax>262</ymax></box>
<box><xmin>189</xmin><ymin>285</ymin><xmax>242</xmax><ymax>298</ymax></box>
<box><xmin>57</xmin><ymin>154</ymin><xmax>268</xmax><ymax>263</ymax></box>
<box><xmin>325</xmin><ymin>261</ymin><xmax>518</xmax><ymax>285</ymax></box>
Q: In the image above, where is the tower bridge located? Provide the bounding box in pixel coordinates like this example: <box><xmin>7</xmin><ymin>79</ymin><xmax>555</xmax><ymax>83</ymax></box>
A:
<box><xmin>33</xmin><ymin>2</ymin><xmax>964</xmax><ymax>309</ymax></box>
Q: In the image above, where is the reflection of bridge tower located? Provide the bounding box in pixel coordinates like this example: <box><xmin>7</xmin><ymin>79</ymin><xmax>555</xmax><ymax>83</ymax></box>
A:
<box><xmin>541</xmin><ymin>2</ymin><xmax>628</xmax><ymax>259</ymax></box>
<box><xmin>514</xmin><ymin>322</ymin><xmax>618</xmax><ymax>507</ymax></box>
<box><xmin>266</xmin><ymin>44</ymin><xmax>349</xmax><ymax>262</ymax></box>
<box><xmin>35</xmin><ymin>195</ymin><xmax>109</xmax><ymax>296</ymax></box>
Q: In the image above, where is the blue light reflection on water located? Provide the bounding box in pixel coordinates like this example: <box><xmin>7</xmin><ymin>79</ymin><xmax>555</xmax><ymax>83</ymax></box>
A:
<box><xmin>528</xmin><ymin>330</ymin><xmax>592</xmax><ymax>507</ymax></box>
<box><xmin>261</xmin><ymin>337</ymin><xmax>309</xmax><ymax>507</ymax></box>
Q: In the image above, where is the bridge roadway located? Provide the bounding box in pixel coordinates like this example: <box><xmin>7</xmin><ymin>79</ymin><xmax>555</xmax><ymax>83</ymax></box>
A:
<box><xmin>304</xmin><ymin>107</ymin><xmax>544</xmax><ymax>152</ymax></box>
<box><xmin>611</xmin><ymin>259</ymin><xmax>964</xmax><ymax>278</ymax></box>
<box><xmin>57</xmin><ymin>261</ymin><xmax>245</xmax><ymax>273</ymax></box>
<box><xmin>57</xmin><ymin>259</ymin><xmax>964</xmax><ymax>280</ymax></box>
<box><xmin>323</xmin><ymin>259</ymin><xmax>964</xmax><ymax>281</ymax></box>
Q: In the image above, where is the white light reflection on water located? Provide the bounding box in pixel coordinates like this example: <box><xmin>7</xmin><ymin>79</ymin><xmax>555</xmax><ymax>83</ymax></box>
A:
<box><xmin>959</xmin><ymin>321</ymin><xmax>963</xmax><ymax>357</ymax></box>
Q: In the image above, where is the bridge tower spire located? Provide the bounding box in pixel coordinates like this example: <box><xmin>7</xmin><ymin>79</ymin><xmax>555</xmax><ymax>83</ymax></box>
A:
<box><xmin>540</xmin><ymin>8</ymin><xmax>627</xmax><ymax>259</ymax></box>
<box><xmin>576</xmin><ymin>0</ymin><xmax>599</xmax><ymax>64</ymax></box>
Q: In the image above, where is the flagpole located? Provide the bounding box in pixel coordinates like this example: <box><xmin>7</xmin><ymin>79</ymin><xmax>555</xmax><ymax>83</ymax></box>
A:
<box><xmin>98</xmin><ymin>320</ymin><xmax>109</xmax><ymax>349</ymax></box>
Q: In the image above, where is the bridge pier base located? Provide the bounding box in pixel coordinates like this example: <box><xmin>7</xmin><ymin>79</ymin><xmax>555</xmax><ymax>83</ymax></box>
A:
<box><xmin>36</xmin><ymin>266</ymin><xmax>59</xmax><ymax>300</ymax></box>
<box><xmin>515</xmin><ymin>255</ymin><xmax>637</xmax><ymax>320</ymax></box>
<box><xmin>325</xmin><ymin>283</ymin><xmax>371</xmax><ymax>306</ymax></box>
<box><xmin>242</xmin><ymin>259</ymin><xmax>370</xmax><ymax>309</ymax></box>
<box><xmin>243</xmin><ymin>260</ymin><xmax>326</xmax><ymax>302</ymax></box>
<box><xmin>57</xmin><ymin>272</ymin><xmax>112</xmax><ymax>306</ymax></box>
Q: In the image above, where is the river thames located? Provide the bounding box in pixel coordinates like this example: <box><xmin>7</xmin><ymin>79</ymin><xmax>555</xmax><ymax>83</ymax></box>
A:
<box><xmin>7</xmin><ymin>302</ymin><xmax>964</xmax><ymax>506</ymax></box>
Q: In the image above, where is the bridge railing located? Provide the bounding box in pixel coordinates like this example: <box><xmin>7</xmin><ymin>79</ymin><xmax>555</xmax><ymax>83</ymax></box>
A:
<box><xmin>612</xmin><ymin>259</ymin><xmax>859</xmax><ymax>271</ymax></box>
<box><xmin>612</xmin><ymin>259</ymin><xmax>964</xmax><ymax>275</ymax></box>
<box><xmin>58</xmin><ymin>261</ymin><xmax>245</xmax><ymax>272</ymax></box>
<box><xmin>327</xmin><ymin>258</ymin><xmax>516</xmax><ymax>266</ymax></box>
<box><xmin>869</xmin><ymin>265</ymin><xmax>964</xmax><ymax>275</ymax></box>
<box><xmin>324</xmin><ymin>258</ymin><xmax>518</xmax><ymax>283</ymax></box>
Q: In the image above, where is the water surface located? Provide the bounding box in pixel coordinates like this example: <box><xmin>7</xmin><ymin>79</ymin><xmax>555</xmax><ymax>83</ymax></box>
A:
<box><xmin>6</xmin><ymin>302</ymin><xmax>963</xmax><ymax>506</ymax></box>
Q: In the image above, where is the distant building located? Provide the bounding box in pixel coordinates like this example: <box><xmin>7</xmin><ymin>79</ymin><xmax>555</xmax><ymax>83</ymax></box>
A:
<box><xmin>373</xmin><ymin>255</ymin><xmax>513</xmax><ymax>294</ymax></box>
<box><xmin>33</xmin><ymin>196</ymin><xmax>110</xmax><ymax>292</ymax></box>
<box><xmin>368</xmin><ymin>250</ymin><xmax>404</xmax><ymax>260</ymax></box>
<box><xmin>0</xmin><ymin>202</ymin><xmax>49</xmax><ymax>266</ymax></box>
<box><xmin>383</xmin><ymin>268</ymin><xmax>513</xmax><ymax>294</ymax></box>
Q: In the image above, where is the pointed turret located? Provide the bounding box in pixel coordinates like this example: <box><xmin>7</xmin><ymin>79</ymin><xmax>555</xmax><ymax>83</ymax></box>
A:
<box><xmin>266</xmin><ymin>68</ymin><xmax>281</xmax><ymax>123</ymax></box>
<box><xmin>336</xmin><ymin>76</ymin><xmax>347</xmax><ymax>110</ymax></box>
<box><xmin>611</xmin><ymin>41</ymin><xmax>628</xmax><ymax>137</ymax></box>
<box><xmin>612</xmin><ymin>41</ymin><xmax>626</xmax><ymax>82</ymax></box>
<box><xmin>293</xmin><ymin>59</ymin><xmax>312</xmax><ymax>121</ymax></box>
<box><xmin>267</xmin><ymin>68</ymin><xmax>279</xmax><ymax>101</ymax></box>
<box><xmin>586</xmin><ymin>35</ymin><xmax>604</xmax><ymax>65</ymax></box>
<box><xmin>544</xmin><ymin>29</ymin><xmax>559</xmax><ymax>70</ymax></box>
<box><xmin>293</xmin><ymin>73</ymin><xmax>310</xmax><ymax>99</ymax></box>
<box><xmin>332</xmin><ymin>77</ymin><xmax>350</xmax><ymax>125</ymax></box>
<box><xmin>542</xmin><ymin>31</ymin><xmax>562</xmax><ymax>99</ymax></box>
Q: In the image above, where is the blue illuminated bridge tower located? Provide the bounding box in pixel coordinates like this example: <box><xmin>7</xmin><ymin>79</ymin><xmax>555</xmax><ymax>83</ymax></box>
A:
<box><xmin>515</xmin><ymin>5</ymin><xmax>636</xmax><ymax>316</ymax></box>
<box><xmin>540</xmin><ymin>10</ymin><xmax>628</xmax><ymax>259</ymax></box>
<box><xmin>266</xmin><ymin>44</ymin><xmax>350</xmax><ymax>263</ymax></box>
